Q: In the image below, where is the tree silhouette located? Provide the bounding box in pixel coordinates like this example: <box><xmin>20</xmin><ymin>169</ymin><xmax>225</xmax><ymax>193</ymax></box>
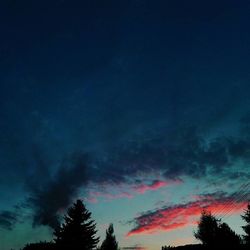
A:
<box><xmin>54</xmin><ymin>199</ymin><xmax>99</xmax><ymax>250</ymax></box>
<box><xmin>100</xmin><ymin>223</ymin><xmax>118</xmax><ymax>250</ymax></box>
<box><xmin>217</xmin><ymin>222</ymin><xmax>241</xmax><ymax>248</ymax></box>
<box><xmin>23</xmin><ymin>242</ymin><xmax>55</xmax><ymax>250</ymax></box>
<box><xmin>195</xmin><ymin>210</ymin><xmax>241</xmax><ymax>249</ymax></box>
<box><xmin>242</xmin><ymin>202</ymin><xmax>250</xmax><ymax>246</ymax></box>
<box><xmin>161</xmin><ymin>246</ymin><xmax>174</xmax><ymax>250</ymax></box>
<box><xmin>194</xmin><ymin>210</ymin><xmax>219</xmax><ymax>247</ymax></box>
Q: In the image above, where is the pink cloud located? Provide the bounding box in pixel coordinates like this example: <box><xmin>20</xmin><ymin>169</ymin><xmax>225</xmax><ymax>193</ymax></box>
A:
<box><xmin>133</xmin><ymin>179</ymin><xmax>182</xmax><ymax>194</ymax></box>
<box><xmin>86</xmin><ymin>197</ymin><xmax>98</xmax><ymax>203</ymax></box>
<box><xmin>86</xmin><ymin>179</ymin><xmax>182</xmax><ymax>203</ymax></box>
<box><xmin>133</xmin><ymin>180</ymin><xmax>169</xmax><ymax>194</ymax></box>
<box><xmin>127</xmin><ymin>194</ymin><xmax>247</xmax><ymax>237</ymax></box>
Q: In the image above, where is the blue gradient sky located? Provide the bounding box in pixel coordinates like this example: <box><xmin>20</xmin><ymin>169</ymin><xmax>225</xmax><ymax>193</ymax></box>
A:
<box><xmin>1</xmin><ymin>1</ymin><xmax>250</xmax><ymax>250</ymax></box>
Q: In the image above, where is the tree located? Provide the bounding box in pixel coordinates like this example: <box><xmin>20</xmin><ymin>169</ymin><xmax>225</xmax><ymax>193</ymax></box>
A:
<box><xmin>194</xmin><ymin>210</ymin><xmax>219</xmax><ymax>247</ymax></box>
<box><xmin>54</xmin><ymin>199</ymin><xmax>99</xmax><ymax>250</ymax></box>
<box><xmin>100</xmin><ymin>224</ymin><xmax>118</xmax><ymax>250</ymax></box>
<box><xmin>23</xmin><ymin>242</ymin><xmax>55</xmax><ymax>250</ymax></box>
<box><xmin>242</xmin><ymin>202</ymin><xmax>250</xmax><ymax>246</ymax></box>
<box><xmin>195</xmin><ymin>210</ymin><xmax>241</xmax><ymax>249</ymax></box>
<box><xmin>161</xmin><ymin>246</ymin><xmax>174</xmax><ymax>250</ymax></box>
<box><xmin>217</xmin><ymin>222</ymin><xmax>241</xmax><ymax>248</ymax></box>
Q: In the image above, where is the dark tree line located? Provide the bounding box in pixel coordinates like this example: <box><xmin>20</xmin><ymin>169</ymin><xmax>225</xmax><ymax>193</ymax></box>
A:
<box><xmin>22</xmin><ymin>200</ymin><xmax>250</xmax><ymax>250</ymax></box>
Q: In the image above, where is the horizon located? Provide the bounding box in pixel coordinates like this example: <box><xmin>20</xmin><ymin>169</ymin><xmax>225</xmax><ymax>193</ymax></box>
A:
<box><xmin>0</xmin><ymin>1</ymin><xmax>250</xmax><ymax>250</ymax></box>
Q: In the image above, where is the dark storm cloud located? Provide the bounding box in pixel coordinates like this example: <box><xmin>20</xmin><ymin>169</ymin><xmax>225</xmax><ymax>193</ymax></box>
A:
<box><xmin>0</xmin><ymin>211</ymin><xmax>18</xmax><ymax>230</ymax></box>
<box><xmin>100</xmin><ymin>127</ymin><xmax>224</xmax><ymax>181</ymax></box>
<box><xmin>100</xmin><ymin>117</ymin><xmax>250</xmax><ymax>182</ymax></box>
<box><xmin>27</xmin><ymin>153</ymin><xmax>89</xmax><ymax>229</ymax></box>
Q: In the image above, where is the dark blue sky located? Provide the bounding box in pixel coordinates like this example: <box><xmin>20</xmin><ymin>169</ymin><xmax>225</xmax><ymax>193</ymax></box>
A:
<box><xmin>1</xmin><ymin>1</ymin><xmax>250</xmax><ymax>249</ymax></box>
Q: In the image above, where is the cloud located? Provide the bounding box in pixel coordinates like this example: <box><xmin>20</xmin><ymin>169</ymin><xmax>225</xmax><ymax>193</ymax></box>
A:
<box><xmin>0</xmin><ymin>211</ymin><xmax>19</xmax><ymax>230</ymax></box>
<box><xmin>86</xmin><ymin>191</ymin><xmax>133</xmax><ymax>203</ymax></box>
<box><xmin>100</xmin><ymin>127</ymin><xmax>214</xmax><ymax>182</ymax></box>
<box><xmin>27</xmin><ymin>153</ymin><xmax>89</xmax><ymax>229</ymax></box>
<box><xmin>135</xmin><ymin>179</ymin><xmax>182</xmax><ymax>194</ymax></box>
<box><xmin>127</xmin><ymin>192</ymin><xmax>248</xmax><ymax>236</ymax></box>
<box><xmin>99</xmin><ymin>120</ymin><xmax>250</xmax><ymax>183</ymax></box>
<box><xmin>86</xmin><ymin>180</ymin><xmax>181</xmax><ymax>203</ymax></box>
<box><xmin>3</xmin><ymin>117</ymin><xmax>250</xmax><ymax>231</ymax></box>
<box><xmin>23</xmin><ymin>121</ymin><xmax>250</xmax><ymax>229</ymax></box>
<box><xmin>133</xmin><ymin>180</ymin><xmax>171</xmax><ymax>194</ymax></box>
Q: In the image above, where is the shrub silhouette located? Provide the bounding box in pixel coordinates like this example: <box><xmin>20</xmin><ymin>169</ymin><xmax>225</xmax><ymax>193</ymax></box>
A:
<box><xmin>54</xmin><ymin>199</ymin><xmax>99</xmax><ymax>250</ymax></box>
<box><xmin>100</xmin><ymin>223</ymin><xmax>118</xmax><ymax>250</ymax></box>
<box><xmin>242</xmin><ymin>202</ymin><xmax>250</xmax><ymax>246</ymax></box>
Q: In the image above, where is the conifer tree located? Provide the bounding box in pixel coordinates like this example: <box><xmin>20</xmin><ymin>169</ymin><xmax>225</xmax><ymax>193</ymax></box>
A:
<box><xmin>195</xmin><ymin>210</ymin><xmax>241</xmax><ymax>248</ymax></box>
<box><xmin>217</xmin><ymin>222</ymin><xmax>241</xmax><ymax>248</ymax></box>
<box><xmin>54</xmin><ymin>199</ymin><xmax>99</xmax><ymax>250</ymax></box>
<box><xmin>194</xmin><ymin>210</ymin><xmax>219</xmax><ymax>247</ymax></box>
<box><xmin>242</xmin><ymin>202</ymin><xmax>250</xmax><ymax>246</ymax></box>
<box><xmin>100</xmin><ymin>224</ymin><xmax>118</xmax><ymax>250</ymax></box>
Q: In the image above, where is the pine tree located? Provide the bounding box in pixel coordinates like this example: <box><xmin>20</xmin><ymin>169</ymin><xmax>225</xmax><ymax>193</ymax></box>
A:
<box><xmin>100</xmin><ymin>224</ymin><xmax>118</xmax><ymax>250</ymax></box>
<box><xmin>194</xmin><ymin>210</ymin><xmax>219</xmax><ymax>247</ymax></box>
<box><xmin>54</xmin><ymin>199</ymin><xmax>99</xmax><ymax>250</ymax></box>
<box><xmin>195</xmin><ymin>210</ymin><xmax>241</xmax><ymax>248</ymax></box>
<box><xmin>242</xmin><ymin>202</ymin><xmax>250</xmax><ymax>246</ymax></box>
<box><xmin>217</xmin><ymin>222</ymin><xmax>241</xmax><ymax>248</ymax></box>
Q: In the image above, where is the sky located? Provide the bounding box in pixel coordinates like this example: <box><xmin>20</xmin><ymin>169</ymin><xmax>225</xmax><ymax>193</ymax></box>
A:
<box><xmin>0</xmin><ymin>0</ymin><xmax>250</xmax><ymax>249</ymax></box>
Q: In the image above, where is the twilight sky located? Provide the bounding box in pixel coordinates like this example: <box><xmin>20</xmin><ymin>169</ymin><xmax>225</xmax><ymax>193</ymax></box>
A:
<box><xmin>1</xmin><ymin>1</ymin><xmax>250</xmax><ymax>250</ymax></box>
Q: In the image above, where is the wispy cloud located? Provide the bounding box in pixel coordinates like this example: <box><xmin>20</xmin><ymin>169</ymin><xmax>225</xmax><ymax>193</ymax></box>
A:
<box><xmin>133</xmin><ymin>180</ymin><xmax>173</xmax><ymax>194</ymax></box>
<box><xmin>127</xmin><ymin>192</ymin><xmax>248</xmax><ymax>236</ymax></box>
<box><xmin>0</xmin><ymin>211</ymin><xmax>19</xmax><ymax>230</ymax></box>
<box><xmin>86</xmin><ymin>180</ymin><xmax>181</xmax><ymax>203</ymax></box>
<box><xmin>99</xmin><ymin>121</ymin><xmax>250</xmax><ymax>184</ymax></box>
<box><xmin>27</xmin><ymin>153</ymin><xmax>89</xmax><ymax>229</ymax></box>
<box><xmin>87</xmin><ymin>191</ymin><xmax>133</xmax><ymax>203</ymax></box>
